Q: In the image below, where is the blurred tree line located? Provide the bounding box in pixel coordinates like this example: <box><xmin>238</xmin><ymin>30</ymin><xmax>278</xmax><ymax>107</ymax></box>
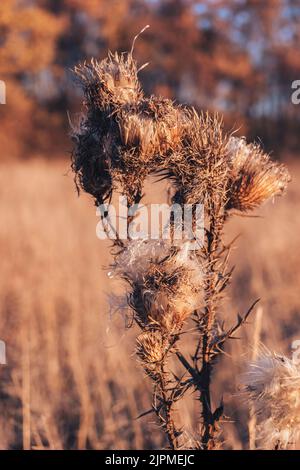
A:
<box><xmin>1</xmin><ymin>0</ymin><xmax>300</xmax><ymax>158</ymax></box>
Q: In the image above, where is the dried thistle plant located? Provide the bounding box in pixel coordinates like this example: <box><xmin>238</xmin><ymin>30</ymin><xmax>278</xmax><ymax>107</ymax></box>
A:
<box><xmin>240</xmin><ymin>348</ymin><xmax>300</xmax><ymax>449</ymax></box>
<box><xmin>70</xmin><ymin>34</ymin><xmax>290</xmax><ymax>450</ymax></box>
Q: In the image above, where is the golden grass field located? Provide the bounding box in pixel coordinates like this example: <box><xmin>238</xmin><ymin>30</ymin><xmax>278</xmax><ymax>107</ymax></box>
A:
<box><xmin>0</xmin><ymin>158</ymin><xmax>299</xmax><ymax>449</ymax></box>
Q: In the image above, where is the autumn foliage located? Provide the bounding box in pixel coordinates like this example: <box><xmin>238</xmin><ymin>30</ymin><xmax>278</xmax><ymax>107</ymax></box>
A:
<box><xmin>1</xmin><ymin>0</ymin><xmax>300</xmax><ymax>158</ymax></box>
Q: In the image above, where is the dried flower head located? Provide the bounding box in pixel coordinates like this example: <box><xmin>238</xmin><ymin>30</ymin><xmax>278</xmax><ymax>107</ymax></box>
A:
<box><xmin>71</xmin><ymin>53</ymin><xmax>144</xmax><ymax>205</ymax></box>
<box><xmin>112</xmin><ymin>240</ymin><xmax>202</xmax><ymax>331</ymax></box>
<box><xmin>136</xmin><ymin>329</ymin><xmax>166</xmax><ymax>365</ymax></box>
<box><xmin>71</xmin><ymin>117</ymin><xmax>114</xmax><ymax>204</ymax></box>
<box><xmin>71</xmin><ymin>53</ymin><xmax>191</xmax><ymax>206</ymax></box>
<box><xmin>118</xmin><ymin>112</ymin><xmax>157</xmax><ymax>156</ymax></box>
<box><xmin>240</xmin><ymin>349</ymin><xmax>300</xmax><ymax>449</ymax></box>
<box><xmin>117</xmin><ymin>99</ymin><xmax>185</xmax><ymax>161</ymax></box>
<box><xmin>226</xmin><ymin>137</ymin><xmax>290</xmax><ymax>212</ymax></box>
<box><xmin>165</xmin><ymin>110</ymin><xmax>230</xmax><ymax>209</ymax></box>
<box><xmin>73</xmin><ymin>52</ymin><xmax>143</xmax><ymax>108</ymax></box>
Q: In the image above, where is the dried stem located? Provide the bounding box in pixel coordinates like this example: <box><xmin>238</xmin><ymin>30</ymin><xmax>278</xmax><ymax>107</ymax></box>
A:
<box><xmin>156</xmin><ymin>361</ymin><xmax>180</xmax><ymax>450</ymax></box>
<box><xmin>196</xmin><ymin>213</ymin><xmax>225</xmax><ymax>449</ymax></box>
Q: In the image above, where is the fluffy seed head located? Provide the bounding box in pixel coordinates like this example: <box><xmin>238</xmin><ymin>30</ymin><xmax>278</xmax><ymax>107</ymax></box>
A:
<box><xmin>112</xmin><ymin>240</ymin><xmax>203</xmax><ymax>330</ymax></box>
<box><xmin>240</xmin><ymin>349</ymin><xmax>300</xmax><ymax>449</ymax></box>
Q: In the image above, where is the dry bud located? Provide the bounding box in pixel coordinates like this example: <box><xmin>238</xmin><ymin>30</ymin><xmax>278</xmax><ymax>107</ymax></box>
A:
<box><xmin>136</xmin><ymin>330</ymin><xmax>166</xmax><ymax>365</ymax></box>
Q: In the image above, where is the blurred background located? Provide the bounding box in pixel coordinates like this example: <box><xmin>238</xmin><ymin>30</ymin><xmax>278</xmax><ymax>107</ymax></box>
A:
<box><xmin>0</xmin><ymin>0</ymin><xmax>300</xmax><ymax>449</ymax></box>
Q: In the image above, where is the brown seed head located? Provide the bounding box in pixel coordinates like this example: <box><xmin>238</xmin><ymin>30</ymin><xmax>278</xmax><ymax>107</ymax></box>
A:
<box><xmin>226</xmin><ymin>137</ymin><xmax>290</xmax><ymax>212</ymax></box>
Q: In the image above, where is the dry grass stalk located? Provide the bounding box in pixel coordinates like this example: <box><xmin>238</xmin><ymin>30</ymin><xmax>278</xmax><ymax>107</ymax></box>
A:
<box><xmin>22</xmin><ymin>324</ymin><xmax>31</xmax><ymax>450</ymax></box>
<box><xmin>248</xmin><ymin>306</ymin><xmax>263</xmax><ymax>450</ymax></box>
<box><xmin>70</xmin><ymin>38</ymin><xmax>290</xmax><ymax>449</ymax></box>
